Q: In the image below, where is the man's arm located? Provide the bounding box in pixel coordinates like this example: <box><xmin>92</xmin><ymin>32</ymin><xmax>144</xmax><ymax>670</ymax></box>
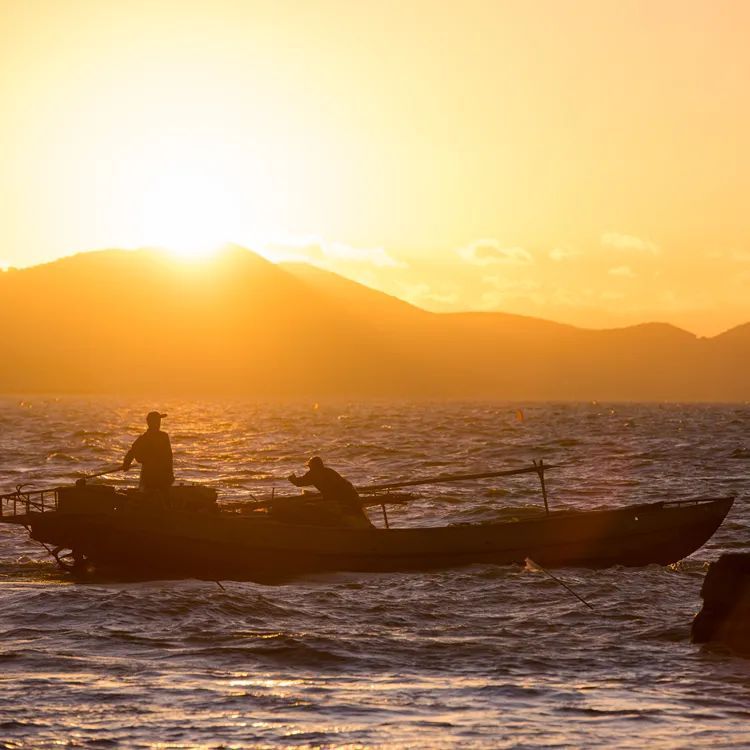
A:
<box><xmin>288</xmin><ymin>469</ymin><xmax>315</xmax><ymax>487</ymax></box>
<box><xmin>123</xmin><ymin>436</ymin><xmax>141</xmax><ymax>470</ymax></box>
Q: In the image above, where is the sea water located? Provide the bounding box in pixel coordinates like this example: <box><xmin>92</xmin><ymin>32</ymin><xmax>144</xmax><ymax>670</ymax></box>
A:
<box><xmin>0</xmin><ymin>398</ymin><xmax>749</xmax><ymax>748</ymax></box>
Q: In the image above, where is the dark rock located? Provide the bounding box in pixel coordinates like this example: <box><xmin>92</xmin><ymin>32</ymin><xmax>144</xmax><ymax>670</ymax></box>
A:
<box><xmin>692</xmin><ymin>553</ymin><xmax>750</xmax><ymax>653</ymax></box>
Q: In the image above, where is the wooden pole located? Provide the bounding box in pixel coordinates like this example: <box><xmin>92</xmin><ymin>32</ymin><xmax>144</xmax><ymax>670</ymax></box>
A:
<box><xmin>357</xmin><ymin>463</ymin><xmax>559</xmax><ymax>494</ymax></box>
<box><xmin>534</xmin><ymin>459</ymin><xmax>550</xmax><ymax>515</ymax></box>
<box><xmin>232</xmin><ymin>462</ymin><xmax>560</xmax><ymax>513</ymax></box>
<box><xmin>81</xmin><ymin>464</ymin><xmax>125</xmax><ymax>481</ymax></box>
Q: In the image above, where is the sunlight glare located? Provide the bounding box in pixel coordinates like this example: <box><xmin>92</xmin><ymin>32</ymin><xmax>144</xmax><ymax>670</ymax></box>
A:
<box><xmin>140</xmin><ymin>170</ymin><xmax>243</xmax><ymax>259</ymax></box>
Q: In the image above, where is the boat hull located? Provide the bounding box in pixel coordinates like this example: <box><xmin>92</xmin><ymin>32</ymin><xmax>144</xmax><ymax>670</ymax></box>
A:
<box><xmin>24</xmin><ymin>497</ymin><xmax>734</xmax><ymax>580</ymax></box>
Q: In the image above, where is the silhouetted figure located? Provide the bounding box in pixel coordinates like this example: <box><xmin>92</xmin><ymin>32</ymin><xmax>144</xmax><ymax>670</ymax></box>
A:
<box><xmin>123</xmin><ymin>411</ymin><xmax>174</xmax><ymax>492</ymax></box>
<box><xmin>288</xmin><ymin>457</ymin><xmax>372</xmax><ymax>528</ymax></box>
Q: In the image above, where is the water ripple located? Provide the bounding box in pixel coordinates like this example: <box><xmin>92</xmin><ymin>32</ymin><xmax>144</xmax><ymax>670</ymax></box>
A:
<box><xmin>0</xmin><ymin>398</ymin><xmax>749</xmax><ymax>747</ymax></box>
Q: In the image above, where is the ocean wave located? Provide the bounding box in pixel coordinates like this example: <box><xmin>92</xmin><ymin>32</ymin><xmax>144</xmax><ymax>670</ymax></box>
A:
<box><xmin>44</xmin><ymin>452</ymin><xmax>79</xmax><ymax>463</ymax></box>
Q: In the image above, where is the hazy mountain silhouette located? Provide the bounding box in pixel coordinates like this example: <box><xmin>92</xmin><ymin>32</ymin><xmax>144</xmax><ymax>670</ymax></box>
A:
<box><xmin>1</xmin><ymin>246</ymin><xmax>748</xmax><ymax>400</ymax></box>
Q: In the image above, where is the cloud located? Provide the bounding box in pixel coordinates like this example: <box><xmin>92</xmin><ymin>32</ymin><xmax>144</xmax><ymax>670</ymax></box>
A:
<box><xmin>477</xmin><ymin>291</ymin><xmax>505</xmax><ymax>310</ymax></box>
<box><xmin>397</xmin><ymin>282</ymin><xmax>460</xmax><ymax>308</ymax></box>
<box><xmin>483</xmin><ymin>275</ymin><xmax>541</xmax><ymax>292</ymax></box>
<box><xmin>549</xmin><ymin>247</ymin><xmax>582</xmax><ymax>262</ymax></box>
<box><xmin>704</xmin><ymin>249</ymin><xmax>750</xmax><ymax>262</ymax></box>
<box><xmin>608</xmin><ymin>265</ymin><xmax>635</xmax><ymax>278</ymax></box>
<box><xmin>601</xmin><ymin>232</ymin><xmax>659</xmax><ymax>254</ymax></box>
<box><xmin>458</xmin><ymin>239</ymin><xmax>533</xmax><ymax>265</ymax></box>
<box><xmin>264</xmin><ymin>237</ymin><xmax>407</xmax><ymax>268</ymax></box>
<box><xmin>480</xmin><ymin>275</ymin><xmax>545</xmax><ymax>307</ymax></box>
<box><xmin>264</xmin><ymin>243</ymin><xmax>325</xmax><ymax>264</ymax></box>
<box><xmin>323</xmin><ymin>242</ymin><xmax>407</xmax><ymax>268</ymax></box>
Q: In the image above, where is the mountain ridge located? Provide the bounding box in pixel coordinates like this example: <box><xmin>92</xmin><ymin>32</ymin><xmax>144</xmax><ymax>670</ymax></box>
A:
<box><xmin>1</xmin><ymin>247</ymin><xmax>747</xmax><ymax>400</ymax></box>
<box><xmin>5</xmin><ymin>246</ymin><xmax>745</xmax><ymax>338</ymax></box>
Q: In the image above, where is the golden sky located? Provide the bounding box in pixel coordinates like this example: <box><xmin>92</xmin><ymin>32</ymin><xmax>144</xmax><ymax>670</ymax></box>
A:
<box><xmin>1</xmin><ymin>0</ymin><xmax>749</xmax><ymax>335</ymax></box>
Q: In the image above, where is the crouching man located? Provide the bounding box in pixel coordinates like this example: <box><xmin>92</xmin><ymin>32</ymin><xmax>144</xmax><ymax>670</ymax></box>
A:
<box><xmin>288</xmin><ymin>457</ymin><xmax>373</xmax><ymax>529</ymax></box>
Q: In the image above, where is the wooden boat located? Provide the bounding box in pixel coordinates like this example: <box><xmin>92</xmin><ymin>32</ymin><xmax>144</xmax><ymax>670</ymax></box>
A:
<box><xmin>0</xmin><ymin>473</ymin><xmax>734</xmax><ymax>580</ymax></box>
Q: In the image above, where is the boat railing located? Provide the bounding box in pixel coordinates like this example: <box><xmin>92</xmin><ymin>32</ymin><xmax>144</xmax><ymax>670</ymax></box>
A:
<box><xmin>0</xmin><ymin>487</ymin><xmax>59</xmax><ymax>521</ymax></box>
<box><xmin>0</xmin><ymin>461</ymin><xmax>561</xmax><ymax>526</ymax></box>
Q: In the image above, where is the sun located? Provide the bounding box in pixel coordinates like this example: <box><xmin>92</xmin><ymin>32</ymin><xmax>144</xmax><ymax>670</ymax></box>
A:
<box><xmin>140</xmin><ymin>169</ymin><xmax>243</xmax><ymax>259</ymax></box>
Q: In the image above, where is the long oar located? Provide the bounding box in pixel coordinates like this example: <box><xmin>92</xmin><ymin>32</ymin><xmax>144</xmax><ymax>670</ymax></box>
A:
<box><xmin>1</xmin><ymin>463</ymin><xmax>126</xmax><ymax>503</ymax></box>
<box><xmin>357</xmin><ymin>464</ymin><xmax>560</xmax><ymax>494</ymax></box>
<box><xmin>78</xmin><ymin>464</ymin><xmax>125</xmax><ymax>482</ymax></box>
<box><xmin>525</xmin><ymin>557</ymin><xmax>594</xmax><ymax>610</ymax></box>
<box><xmin>238</xmin><ymin>463</ymin><xmax>559</xmax><ymax>512</ymax></box>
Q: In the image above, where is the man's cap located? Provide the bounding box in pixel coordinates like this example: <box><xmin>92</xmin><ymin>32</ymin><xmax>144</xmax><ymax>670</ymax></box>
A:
<box><xmin>146</xmin><ymin>411</ymin><xmax>167</xmax><ymax>423</ymax></box>
<box><xmin>307</xmin><ymin>456</ymin><xmax>324</xmax><ymax>469</ymax></box>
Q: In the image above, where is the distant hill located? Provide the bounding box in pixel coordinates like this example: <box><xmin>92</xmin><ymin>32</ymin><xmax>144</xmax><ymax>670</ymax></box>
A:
<box><xmin>1</xmin><ymin>246</ymin><xmax>748</xmax><ymax>400</ymax></box>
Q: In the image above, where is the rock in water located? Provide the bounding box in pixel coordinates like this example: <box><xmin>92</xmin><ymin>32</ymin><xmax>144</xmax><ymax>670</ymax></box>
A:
<box><xmin>692</xmin><ymin>553</ymin><xmax>750</xmax><ymax>653</ymax></box>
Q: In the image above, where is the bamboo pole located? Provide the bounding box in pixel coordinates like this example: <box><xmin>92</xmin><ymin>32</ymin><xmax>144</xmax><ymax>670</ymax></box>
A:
<box><xmin>534</xmin><ymin>459</ymin><xmax>550</xmax><ymax>515</ymax></box>
<box><xmin>236</xmin><ymin>463</ymin><xmax>559</xmax><ymax>512</ymax></box>
<box><xmin>357</xmin><ymin>463</ymin><xmax>559</xmax><ymax>494</ymax></box>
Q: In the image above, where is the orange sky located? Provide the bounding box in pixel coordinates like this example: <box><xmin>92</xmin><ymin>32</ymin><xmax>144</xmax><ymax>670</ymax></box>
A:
<box><xmin>1</xmin><ymin>0</ymin><xmax>749</xmax><ymax>335</ymax></box>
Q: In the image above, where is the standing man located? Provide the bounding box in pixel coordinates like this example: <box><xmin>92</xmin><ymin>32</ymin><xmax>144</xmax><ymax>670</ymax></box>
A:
<box><xmin>123</xmin><ymin>411</ymin><xmax>174</xmax><ymax>491</ymax></box>
<box><xmin>288</xmin><ymin>456</ymin><xmax>372</xmax><ymax>528</ymax></box>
